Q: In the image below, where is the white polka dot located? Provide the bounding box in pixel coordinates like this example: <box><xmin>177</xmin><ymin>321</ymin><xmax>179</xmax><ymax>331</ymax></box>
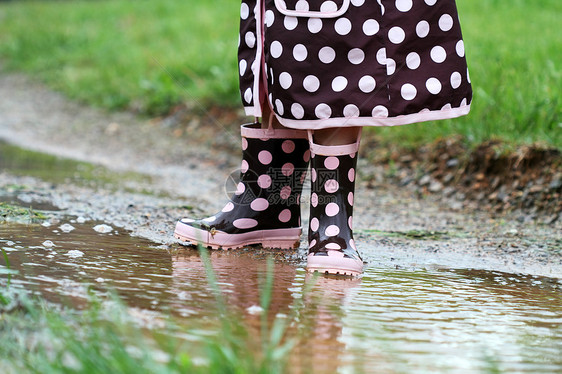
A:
<box><xmin>348</xmin><ymin>168</ymin><xmax>356</xmax><ymax>182</ymax></box>
<box><xmin>244</xmin><ymin>88</ymin><xmax>253</xmax><ymax>103</ymax></box>
<box><xmin>180</xmin><ymin>218</ymin><xmax>194</xmax><ymax>223</ymax></box>
<box><xmin>282</xmin><ymin>140</ymin><xmax>295</xmax><ymax>153</ymax></box>
<box><xmin>348</xmin><ymin>217</ymin><xmax>353</xmax><ymax>230</ymax></box>
<box><xmin>426</xmin><ymin>77</ymin><xmax>442</xmax><ymax>94</ymax></box>
<box><xmin>325</xmin><ymin>179</ymin><xmax>339</xmax><ymax>193</ymax></box>
<box><xmin>240</xmin><ymin>3</ymin><xmax>249</xmax><ymax>19</ymax></box>
<box><xmin>310</xmin><ymin>217</ymin><xmax>319</xmax><ymax>231</ymax></box>
<box><xmin>284</xmin><ymin>16</ymin><xmax>298</xmax><ymax>30</ymax></box>
<box><xmin>270</xmin><ymin>41</ymin><xmax>283</xmax><ymax>58</ymax></box>
<box><xmin>258</xmin><ymin>174</ymin><xmax>272</xmax><ymax>188</ymax></box>
<box><xmin>467</xmin><ymin>68</ymin><xmax>471</xmax><ymax>83</ymax></box>
<box><xmin>325</xmin><ymin>203</ymin><xmax>339</xmax><ymax>217</ymax></box>
<box><xmin>395</xmin><ymin>0</ymin><xmax>412</xmax><ymax>12</ymax></box>
<box><xmin>351</xmin><ymin>0</ymin><xmax>365</xmax><ymax>6</ymax></box>
<box><xmin>222</xmin><ymin>202</ymin><xmax>234</xmax><ymax>212</ymax></box>
<box><xmin>278</xmin><ymin>209</ymin><xmax>291</xmax><ymax>223</ymax></box>
<box><xmin>311</xmin><ymin>192</ymin><xmax>318</xmax><ymax>207</ymax></box>
<box><xmin>239</xmin><ymin>59</ymin><xmax>247</xmax><ymax>76</ymax></box>
<box><xmin>251</xmin><ymin>198</ymin><xmax>269</xmax><ymax>211</ymax></box>
<box><xmin>344</xmin><ymin>104</ymin><xmax>360</xmax><ymax>118</ymax></box>
<box><xmin>291</xmin><ymin>103</ymin><xmax>305</xmax><ymax>119</ymax></box>
<box><xmin>450</xmin><ymin>71</ymin><xmax>462</xmax><ymax>89</ymax></box>
<box><xmin>275</xmin><ymin>99</ymin><xmax>284</xmax><ymax>115</ymax></box>
<box><xmin>425</xmin><ymin>0</ymin><xmax>437</xmax><ymax>5</ymax></box>
<box><xmin>325</xmin><ymin>225</ymin><xmax>340</xmax><ymax>237</ymax></box>
<box><xmin>335</xmin><ymin>18</ymin><xmax>352</xmax><ymax>35</ymax></box>
<box><xmin>348</xmin><ymin>191</ymin><xmax>354</xmax><ymax>206</ymax></box>
<box><xmin>416</xmin><ymin>20</ymin><xmax>430</xmax><ymax>38</ymax></box>
<box><xmin>325</xmin><ymin>243</ymin><xmax>341</xmax><ymax>250</ymax></box>
<box><xmin>235</xmin><ymin>182</ymin><xmax>245</xmax><ymax>195</ymax></box>
<box><xmin>372</xmin><ymin>105</ymin><xmax>389</xmax><ymax>118</ymax></box>
<box><xmin>308</xmin><ymin>18</ymin><xmax>323</xmax><ymax>33</ymax></box>
<box><xmin>386</xmin><ymin>58</ymin><xmax>396</xmax><ymax>75</ymax></box>
<box><xmin>233</xmin><ymin>218</ymin><xmax>258</xmax><ymax>229</ymax></box>
<box><xmin>311</xmin><ymin>168</ymin><xmax>317</xmax><ymax>182</ymax></box>
<box><xmin>282</xmin><ymin>162</ymin><xmax>294</xmax><ymax>176</ymax></box>
<box><xmin>241</xmin><ymin>138</ymin><xmax>248</xmax><ymax>150</ymax></box>
<box><xmin>456</xmin><ymin>40</ymin><xmax>465</xmax><ymax>57</ymax></box>
<box><xmin>309</xmin><ymin>239</ymin><xmax>317</xmax><ymax>248</ymax></box>
<box><xmin>376</xmin><ymin>48</ymin><xmax>387</xmax><ymax>65</ymax></box>
<box><xmin>280</xmin><ymin>185</ymin><xmax>291</xmax><ymax>199</ymax></box>
<box><xmin>348</xmin><ymin>48</ymin><xmax>365</xmax><ymax>65</ymax></box>
<box><xmin>349</xmin><ymin>238</ymin><xmax>356</xmax><ymax>249</ymax></box>
<box><xmin>315</xmin><ymin>103</ymin><xmax>332</xmax><ymax>119</ymax></box>
<box><xmin>324</xmin><ymin>156</ymin><xmax>339</xmax><ymax>170</ymax></box>
<box><xmin>318</xmin><ymin>46</ymin><xmax>336</xmax><ymax>64</ymax></box>
<box><xmin>279</xmin><ymin>72</ymin><xmax>292</xmax><ymax>89</ymax></box>
<box><xmin>265</xmin><ymin>10</ymin><xmax>275</xmax><ymax>27</ymax></box>
<box><xmin>406</xmin><ymin>52</ymin><xmax>421</xmax><ymax>69</ymax></box>
<box><xmin>240</xmin><ymin>159</ymin><xmax>249</xmax><ymax>173</ymax></box>
<box><xmin>401</xmin><ymin>83</ymin><xmax>417</xmax><ymax>100</ymax></box>
<box><xmin>430</xmin><ymin>46</ymin><xmax>447</xmax><ymax>63</ymax></box>
<box><xmin>258</xmin><ymin>150</ymin><xmax>272</xmax><ymax>165</ymax></box>
<box><xmin>362</xmin><ymin>19</ymin><xmax>379</xmax><ymax>36</ymax></box>
<box><xmin>320</xmin><ymin>1</ymin><xmax>338</xmax><ymax>12</ymax></box>
<box><xmin>332</xmin><ymin>76</ymin><xmax>348</xmax><ymax>92</ymax></box>
<box><xmin>439</xmin><ymin>14</ymin><xmax>454</xmax><ymax>31</ymax></box>
<box><xmin>245</xmin><ymin>32</ymin><xmax>256</xmax><ymax>48</ymax></box>
<box><xmin>303</xmin><ymin>75</ymin><xmax>320</xmax><ymax>92</ymax></box>
<box><xmin>293</xmin><ymin>44</ymin><xmax>308</xmax><ymax>62</ymax></box>
<box><xmin>202</xmin><ymin>216</ymin><xmax>216</xmax><ymax>223</ymax></box>
<box><xmin>388</xmin><ymin>26</ymin><xmax>405</xmax><ymax>44</ymax></box>
<box><xmin>358</xmin><ymin>75</ymin><xmax>376</xmax><ymax>93</ymax></box>
<box><xmin>296</xmin><ymin>0</ymin><xmax>309</xmax><ymax>11</ymax></box>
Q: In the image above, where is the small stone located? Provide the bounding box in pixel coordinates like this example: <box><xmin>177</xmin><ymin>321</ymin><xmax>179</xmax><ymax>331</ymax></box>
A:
<box><xmin>59</xmin><ymin>223</ymin><xmax>75</xmax><ymax>233</ymax></box>
<box><xmin>41</xmin><ymin>221</ymin><xmax>52</xmax><ymax>227</ymax></box>
<box><xmin>76</xmin><ymin>216</ymin><xmax>86</xmax><ymax>224</ymax></box>
<box><xmin>95</xmin><ymin>277</ymin><xmax>105</xmax><ymax>283</ymax></box>
<box><xmin>6</xmin><ymin>241</ymin><xmax>15</xmax><ymax>247</ymax></box>
<box><xmin>93</xmin><ymin>224</ymin><xmax>113</xmax><ymax>233</ymax></box>
<box><xmin>246</xmin><ymin>305</ymin><xmax>264</xmax><ymax>315</ymax></box>
<box><xmin>399</xmin><ymin>176</ymin><xmax>413</xmax><ymax>186</ymax></box>
<box><xmin>429</xmin><ymin>181</ymin><xmax>444</xmax><ymax>192</ymax></box>
<box><xmin>66</xmin><ymin>250</ymin><xmax>84</xmax><ymax>258</ymax></box>
<box><xmin>549</xmin><ymin>179</ymin><xmax>561</xmax><ymax>190</ymax></box>
<box><xmin>446</xmin><ymin>158</ymin><xmax>459</xmax><ymax>168</ymax></box>
<box><xmin>528</xmin><ymin>185</ymin><xmax>543</xmax><ymax>193</ymax></box>
<box><xmin>42</xmin><ymin>240</ymin><xmax>55</xmax><ymax>248</ymax></box>
<box><xmin>419</xmin><ymin>175</ymin><xmax>431</xmax><ymax>186</ymax></box>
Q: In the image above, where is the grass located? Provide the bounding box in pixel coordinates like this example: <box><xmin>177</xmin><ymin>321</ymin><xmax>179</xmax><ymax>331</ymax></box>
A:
<box><xmin>0</xmin><ymin>202</ymin><xmax>47</xmax><ymax>224</ymax></box>
<box><xmin>0</xmin><ymin>249</ymin><xmax>306</xmax><ymax>373</ymax></box>
<box><xmin>0</xmin><ymin>0</ymin><xmax>559</xmax><ymax>148</ymax></box>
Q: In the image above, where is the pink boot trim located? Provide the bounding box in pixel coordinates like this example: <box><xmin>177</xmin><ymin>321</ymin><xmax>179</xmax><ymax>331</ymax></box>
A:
<box><xmin>174</xmin><ymin>221</ymin><xmax>301</xmax><ymax>250</ymax></box>
<box><xmin>306</xmin><ymin>252</ymin><xmax>363</xmax><ymax>277</ymax></box>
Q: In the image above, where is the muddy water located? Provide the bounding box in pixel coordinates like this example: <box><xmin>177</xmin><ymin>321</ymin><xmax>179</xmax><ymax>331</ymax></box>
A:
<box><xmin>1</xmin><ymin>217</ymin><xmax>561</xmax><ymax>374</ymax></box>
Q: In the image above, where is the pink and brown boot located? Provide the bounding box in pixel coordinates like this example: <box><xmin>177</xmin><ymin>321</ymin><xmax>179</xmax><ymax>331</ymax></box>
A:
<box><xmin>306</xmin><ymin>135</ymin><xmax>364</xmax><ymax>276</ymax></box>
<box><xmin>174</xmin><ymin>123</ymin><xmax>310</xmax><ymax>249</ymax></box>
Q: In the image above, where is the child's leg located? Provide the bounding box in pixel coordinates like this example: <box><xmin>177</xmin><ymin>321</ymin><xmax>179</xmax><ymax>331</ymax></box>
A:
<box><xmin>306</xmin><ymin>126</ymin><xmax>364</xmax><ymax>276</ymax></box>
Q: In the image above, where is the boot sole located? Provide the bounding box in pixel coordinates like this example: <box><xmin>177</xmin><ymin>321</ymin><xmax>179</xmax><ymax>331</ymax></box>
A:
<box><xmin>306</xmin><ymin>254</ymin><xmax>364</xmax><ymax>277</ymax></box>
<box><xmin>174</xmin><ymin>222</ymin><xmax>301</xmax><ymax>250</ymax></box>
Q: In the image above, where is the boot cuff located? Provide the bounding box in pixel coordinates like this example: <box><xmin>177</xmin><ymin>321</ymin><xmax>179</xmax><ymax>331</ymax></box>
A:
<box><xmin>241</xmin><ymin>123</ymin><xmax>308</xmax><ymax>139</ymax></box>
<box><xmin>309</xmin><ymin>140</ymin><xmax>360</xmax><ymax>156</ymax></box>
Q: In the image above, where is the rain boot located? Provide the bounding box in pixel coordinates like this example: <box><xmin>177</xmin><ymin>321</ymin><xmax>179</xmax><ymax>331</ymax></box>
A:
<box><xmin>174</xmin><ymin>122</ymin><xmax>310</xmax><ymax>249</ymax></box>
<box><xmin>306</xmin><ymin>133</ymin><xmax>363</xmax><ymax>276</ymax></box>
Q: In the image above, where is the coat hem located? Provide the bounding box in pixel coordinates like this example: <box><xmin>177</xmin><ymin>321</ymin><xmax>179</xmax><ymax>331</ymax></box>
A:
<box><xmin>274</xmin><ymin>104</ymin><xmax>471</xmax><ymax>130</ymax></box>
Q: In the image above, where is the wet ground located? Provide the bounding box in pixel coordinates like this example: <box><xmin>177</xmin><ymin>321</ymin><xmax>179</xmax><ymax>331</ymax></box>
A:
<box><xmin>1</xmin><ymin>73</ymin><xmax>562</xmax><ymax>372</ymax></box>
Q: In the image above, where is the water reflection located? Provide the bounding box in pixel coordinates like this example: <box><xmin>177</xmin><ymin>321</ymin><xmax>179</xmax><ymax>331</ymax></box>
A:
<box><xmin>1</xmin><ymin>220</ymin><xmax>561</xmax><ymax>373</ymax></box>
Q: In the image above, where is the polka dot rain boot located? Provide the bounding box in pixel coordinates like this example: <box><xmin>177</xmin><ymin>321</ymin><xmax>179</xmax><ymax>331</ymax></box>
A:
<box><xmin>306</xmin><ymin>135</ymin><xmax>364</xmax><ymax>277</ymax></box>
<box><xmin>174</xmin><ymin>122</ymin><xmax>310</xmax><ymax>250</ymax></box>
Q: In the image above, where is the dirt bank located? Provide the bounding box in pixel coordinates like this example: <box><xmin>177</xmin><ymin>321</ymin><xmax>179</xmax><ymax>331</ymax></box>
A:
<box><xmin>1</xmin><ymin>73</ymin><xmax>560</xmax><ymax>278</ymax></box>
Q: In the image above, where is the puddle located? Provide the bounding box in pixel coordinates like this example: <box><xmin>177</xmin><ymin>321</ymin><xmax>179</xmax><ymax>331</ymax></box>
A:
<box><xmin>0</xmin><ymin>140</ymin><xmax>153</xmax><ymax>192</ymax></box>
<box><xmin>1</xmin><ymin>216</ymin><xmax>561</xmax><ymax>373</ymax></box>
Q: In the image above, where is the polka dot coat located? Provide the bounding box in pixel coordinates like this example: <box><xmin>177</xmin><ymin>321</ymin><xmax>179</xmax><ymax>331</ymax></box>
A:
<box><xmin>238</xmin><ymin>0</ymin><xmax>473</xmax><ymax>130</ymax></box>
